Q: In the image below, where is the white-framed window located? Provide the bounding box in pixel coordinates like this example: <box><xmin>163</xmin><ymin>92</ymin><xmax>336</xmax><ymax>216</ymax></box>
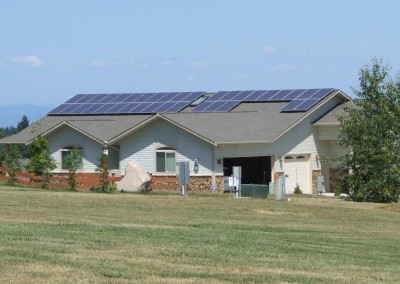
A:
<box><xmin>61</xmin><ymin>146</ymin><xmax>83</xmax><ymax>170</ymax></box>
<box><xmin>156</xmin><ymin>148</ymin><xmax>176</xmax><ymax>173</ymax></box>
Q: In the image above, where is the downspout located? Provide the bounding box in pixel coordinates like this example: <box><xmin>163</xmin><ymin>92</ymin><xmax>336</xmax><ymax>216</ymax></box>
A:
<box><xmin>212</xmin><ymin>145</ymin><xmax>216</xmax><ymax>187</ymax></box>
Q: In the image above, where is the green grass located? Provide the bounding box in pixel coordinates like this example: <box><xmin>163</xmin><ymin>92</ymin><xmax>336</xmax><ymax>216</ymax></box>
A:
<box><xmin>0</xmin><ymin>186</ymin><xmax>399</xmax><ymax>283</ymax></box>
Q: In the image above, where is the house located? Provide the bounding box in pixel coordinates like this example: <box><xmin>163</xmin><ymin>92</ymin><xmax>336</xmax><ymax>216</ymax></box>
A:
<box><xmin>0</xmin><ymin>89</ymin><xmax>350</xmax><ymax>193</ymax></box>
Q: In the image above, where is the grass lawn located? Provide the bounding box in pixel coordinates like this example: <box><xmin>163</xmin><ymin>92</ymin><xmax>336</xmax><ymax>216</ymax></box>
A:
<box><xmin>0</xmin><ymin>186</ymin><xmax>399</xmax><ymax>283</ymax></box>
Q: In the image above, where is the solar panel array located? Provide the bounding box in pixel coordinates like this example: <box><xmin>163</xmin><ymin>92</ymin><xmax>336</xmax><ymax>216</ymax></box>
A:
<box><xmin>48</xmin><ymin>92</ymin><xmax>205</xmax><ymax>115</ymax></box>
<box><xmin>191</xmin><ymin>88</ymin><xmax>335</xmax><ymax>113</ymax></box>
<box><xmin>48</xmin><ymin>88</ymin><xmax>337</xmax><ymax>116</ymax></box>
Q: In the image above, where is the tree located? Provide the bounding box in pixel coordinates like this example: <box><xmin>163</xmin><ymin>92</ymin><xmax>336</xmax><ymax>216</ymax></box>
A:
<box><xmin>28</xmin><ymin>136</ymin><xmax>56</xmax><ymax>188</ymax></box>
<box><xmin>64</xmin><ymin>146</ymin><xmax>82</xmax><ymax>190</ymax></box>
<box><xmin>338</xmin><ymin>58</ymin><xmax>400</xmax><ymax>202</ymax></box>
<box><xmin>17</xmin><ymin>115</ymin><xmax>30</xmax><ymax>158</ymax></box>
<box><xmin>4</xmin><ymin>146</ymin><xmax>22</xmax><ymax>185</ymax></box>
<box><xmin>95</xmin><ymin>152</ymin><xmax>116</xmax><ymax>192</ymax></box>
<box><xmin>17</xmin><ymin>115</ymin><xmax>29</xmax><ymax>132</ymax></box>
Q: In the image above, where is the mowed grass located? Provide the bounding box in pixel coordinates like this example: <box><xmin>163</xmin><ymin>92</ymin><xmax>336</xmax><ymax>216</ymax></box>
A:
<box><xmin>0</xmin><ymin>186</ymin><xmax>399</xmax><ymax>283</ymax></box>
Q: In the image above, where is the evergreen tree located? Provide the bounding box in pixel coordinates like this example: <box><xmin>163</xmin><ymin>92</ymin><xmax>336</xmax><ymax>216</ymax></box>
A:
<box><xmin>338</xmin><ymin>58</ymin><xmax>400</xmax><ymax>202</ymax></box>
<box><xmin>17</xmin><ymin>115</ymin><xmax>29</xmax><ymax>132</ymax></box>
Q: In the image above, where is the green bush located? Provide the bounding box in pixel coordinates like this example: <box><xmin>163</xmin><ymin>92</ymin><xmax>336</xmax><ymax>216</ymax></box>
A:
<box><xmin>334</xmin><ymin>187</ymin><xmax>341</xmax><ymax>197</ymax></box>
<box><xmin>293</xmin><ymin>184</ymin><xmax>302</xmax><ymax>194</ymax></box>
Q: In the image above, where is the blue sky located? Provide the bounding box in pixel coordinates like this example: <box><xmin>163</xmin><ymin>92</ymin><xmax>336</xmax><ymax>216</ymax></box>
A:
<box><xmin>1</xmin><ymin>0</ymin><xmax>399</xmax><ymax>126</ymax></box>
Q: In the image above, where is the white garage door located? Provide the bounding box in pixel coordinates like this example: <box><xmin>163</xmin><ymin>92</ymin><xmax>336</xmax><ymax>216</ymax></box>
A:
<box><xmin>284</xmin><ymin>155</ymin><xmax>310</xmax><ymax>194</ymax></box>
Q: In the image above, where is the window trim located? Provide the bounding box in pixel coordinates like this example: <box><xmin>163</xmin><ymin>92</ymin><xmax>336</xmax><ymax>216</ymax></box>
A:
<box><xmin>61</xmin><ymin>146</ymin><xmax>83</xmax><ymax>171</ymax></box>
<box><xmin>155</xmin><ymin>148</ymin><xmax>176</xmax><ymax>173</ymax></box>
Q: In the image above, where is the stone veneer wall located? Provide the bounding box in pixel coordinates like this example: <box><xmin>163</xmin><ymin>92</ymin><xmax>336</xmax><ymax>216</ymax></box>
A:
<box><xmin>215</xmin><ymin>176</ymin><xmax>224</xmax><ymax>192</ymax></box>
<box><xmin>190</xmin><ymin>176</ymin><xmax>223</xmax><ymax>192</ymax></box>
<box><xmin>312</xmin><ymin>170</ymin><xmax>321</xmax><ymax>194</ymax></box>
<box><xmin>151</xmin><ymin>175</ymin><xmax>220</xmax><ymax>192</ymax></box>
<box><xmin>273</xmin><ymin>172</ymin><xmax>284</xmax><ymax>194</ymax></box>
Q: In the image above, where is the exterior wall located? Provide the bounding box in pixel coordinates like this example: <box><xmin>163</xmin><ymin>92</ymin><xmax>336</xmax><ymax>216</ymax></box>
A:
<box><xmin>47</xmin><ymin>125</ymin><xmax>102</xmax><ymax>173</ymax></box>
<box><xmin>316</xmin><ymin>125</ymin><xmax>341</xmax><ymax>141</ymax></box>
<box><xmin>119</xmin><ymin>119</ymin><xmax>214</xmax><ymax>176</ymax></box>
<box><xmin>315</xmin><ymin>125</ymin><xmax>350</xmax><ymax>192</ymax></box>
<box><xmin>213</xmin><ymin>97</ymin><xmax>343</xmax><ymax>193</ymax></box>
<box><xmin>44</xmin><ymin>96</ymin><xmax>345</xmax><ymax>194</ymax></box>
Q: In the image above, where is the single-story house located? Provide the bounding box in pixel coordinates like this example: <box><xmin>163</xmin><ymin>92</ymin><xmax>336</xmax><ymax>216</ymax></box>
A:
<box><xmin>0</xmin><ymin>89</ymin><xmax>350</xmax><ymax>193</ymax></box>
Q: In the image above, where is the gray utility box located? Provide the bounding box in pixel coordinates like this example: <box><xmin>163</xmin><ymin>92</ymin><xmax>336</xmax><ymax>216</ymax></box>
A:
<box><xmin>317</xmin><ymin>176</ymin><xmax>325</xmax><ymax>194</ymax></box>
<box><xmin>177</xmin><ymin>161</ymin><xmax>190</xmax><ymax>195</ymax></box>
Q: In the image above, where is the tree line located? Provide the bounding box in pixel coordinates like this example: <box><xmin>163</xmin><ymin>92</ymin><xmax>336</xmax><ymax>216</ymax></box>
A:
<box><xmin>0</xmin><ymin>115</ymin><xmax>30</xmax><ymax>162</ymax></box>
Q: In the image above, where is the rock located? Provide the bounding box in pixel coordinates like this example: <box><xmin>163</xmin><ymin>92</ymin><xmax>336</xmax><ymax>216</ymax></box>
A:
<box><xmin>116</xmin><ymin>161</ymin><xmax>151</xmax><ymax>192</ymax></box>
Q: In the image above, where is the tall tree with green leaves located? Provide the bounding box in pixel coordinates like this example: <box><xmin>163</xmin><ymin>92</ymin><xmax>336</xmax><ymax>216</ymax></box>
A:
<box><xmin>338</xmin><ymin>58</ymin><xmax>400</xmax><ymax>203</ymax></box>
<box><xmin>4</xmin><ymin>145</ymin><xmax>22</xmax><ymax>185</ymax></box>
<box><xmin>28</xmin><ymin>136</ymin><xmax>56</xmax><ymax>188</ymax></box>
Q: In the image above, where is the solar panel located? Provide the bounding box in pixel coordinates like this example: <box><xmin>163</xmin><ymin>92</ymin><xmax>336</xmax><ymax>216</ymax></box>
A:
<box><xmin>65</xmin><ymin>94</ymin><xmax>85</xmax><ymax>104</ymax></box>
<box><xmin>49</xmin><ymin>88</ymin><xmax>337</xmax><ymax>116</ymax></box>
<box><xmin>206</xmin><ymin>91</ymin><xmax>229</xmax><ymax>102</ymax></box>
<box><xmin>48</xmin><ymin>104</ymin><xmax>68</xmax><ymax>115</ymax></box>
<box><xmin>257</xmin><ymin>90</ymin><xmax>279</xmax><ymax>101</ymax></box>
<box><xmin>217</xmin><ymin>100</ymin><xmax>241</xmax><ymax>111</ymax></box>
<box><xmin>191</xmin><ymin>101</ymin><xmax>212</xmax><ymax>112</ymax></box>
<box><xmin>85</xmin><ymin>104</ymin><xmax>103</xmax><ymax>114</ymax></box>
<box><xmin>295</xmin><ymin>89</ymin><xmax>319</xmax><ymax>99</ymax></box>
<box><xmin>281</xmin><ymin>100</ymin><xmax>304</xmax><ymax>112</ymax></box>
<box><xmin>235</xmin><ymin>90</ymin><xmax>254</xmax><ymax>100</ymax></box>
<box><xmin>312</xmin><ymin>88</ymin><xmax>335</xmax><ymax>99</ymax></box>
<box><xmin>245</xmin><ymin>90</ymin><xmax>265</xmax><ymax>101</ymax></box>
<box><xmin>268</xmin><ymin>90</ymin><xmax>293</xmax><ymax>101</ymax></box>
<box><xmin>168</xmin><ymin>101</ymin><xmax>190</xmax><ymax>112</ymax></box>
<box><xmin>48</xmin><ymin>91</ymin><xmax>206</xmax><ymax>115</ymax></box>
<box><xmin>282</xmin><ymin>89</ymin><xmax>306</xmax><ymax>100</ymax></box>
<box><xmin>295</xmin><ymin>99</ymin><xmax>320</xmax><ymax>111</ymax></box>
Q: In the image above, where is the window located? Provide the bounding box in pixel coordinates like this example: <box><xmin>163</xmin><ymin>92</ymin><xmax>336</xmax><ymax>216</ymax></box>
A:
<box><xmin>156</xmin><ymin>149</ymin><xmax>176</xmax><ymax>173</ymax></box>
<box><xmin>61</xmin><ymin>146</ymin><xmax>83</xmax><ymax>170</ymax></box>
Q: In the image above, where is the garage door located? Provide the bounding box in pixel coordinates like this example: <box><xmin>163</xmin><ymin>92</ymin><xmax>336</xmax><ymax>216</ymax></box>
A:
<box><xmin>284</xmin><ymin>155</ymin><xmax>310</xmax><ymax>194</ymax></box>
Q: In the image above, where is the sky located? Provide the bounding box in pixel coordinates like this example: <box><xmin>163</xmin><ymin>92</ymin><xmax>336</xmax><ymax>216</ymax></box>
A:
<box><xmin>1</xmin><ymin>0</ymin><xmax>399</xmax><ymax>126</ymax></box>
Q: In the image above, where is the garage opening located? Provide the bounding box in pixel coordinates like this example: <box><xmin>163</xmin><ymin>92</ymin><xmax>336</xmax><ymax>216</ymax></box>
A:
<box><xmin>223</xmin><ymin>156</ymin><xmax>271</xmax><ymax>185</ymax></box>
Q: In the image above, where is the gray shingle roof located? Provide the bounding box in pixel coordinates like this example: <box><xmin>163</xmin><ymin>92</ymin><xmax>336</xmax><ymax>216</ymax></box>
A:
<box><xmin>0</xmin><ymin>115</ymin><xmax>152</xmax><ymax>144</ymax></box>
<box><xmin>0</xmin><ymin>91</ymin><xmax>350</xmax><ymax>145</ymax></box>
<box><xmin>313</xmin><ymin>101</ymin><xmax>355</xmax><ymax>125</ymax></box>
<box><xmin>161</xmin><ymin>102</ymin><xmax>306</xmax><ymax>143</ymax></box>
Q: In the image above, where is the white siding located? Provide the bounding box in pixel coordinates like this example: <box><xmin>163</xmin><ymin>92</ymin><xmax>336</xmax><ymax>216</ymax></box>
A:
<box><xmin>47</xmin><ymin>125</ymin><xmax>102</xmax><ymax>173</ymax></box>
<box><xmin>119</xmin><ymin>119</ymin><xmax>213</xmax><ymax>176</ymax></box>
<box><xmin>316</xmin><ymin>125</ymin><xmax>341</xmax><ymax>141</ymax></box>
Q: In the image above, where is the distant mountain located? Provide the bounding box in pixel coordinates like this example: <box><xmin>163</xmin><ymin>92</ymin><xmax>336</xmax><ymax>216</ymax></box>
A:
<box><xmin>0</xmin><ymin>104</ymin><xmax>54</xmax><ymax>128</ymax></box>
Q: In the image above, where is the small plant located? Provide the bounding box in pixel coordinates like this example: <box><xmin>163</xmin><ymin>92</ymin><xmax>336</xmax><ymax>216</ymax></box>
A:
<box><xmin>64</xmin><ymin>146</ymin><xmax>82</xmax><ymax>190</ymax></box>
<box><xmin>293</xmin><ymin>184</ymin><xmax>302</xmax><ymax>194</ymax></box>
<box><xmin>95</xmin><ymin>152</ymin><xmax>117</xmax><ymax>192</ymax></box>
<box><xmin>334</xmin><ymin>187</ymin><xmax>341</xmax><ymax>197</ymax></box>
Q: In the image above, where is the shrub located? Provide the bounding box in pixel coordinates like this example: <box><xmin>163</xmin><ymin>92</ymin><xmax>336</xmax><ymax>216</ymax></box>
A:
<box><xmin>293</xmin><ymin>184</ymin><xmax>302</xmax><ymax>194</ymax></box>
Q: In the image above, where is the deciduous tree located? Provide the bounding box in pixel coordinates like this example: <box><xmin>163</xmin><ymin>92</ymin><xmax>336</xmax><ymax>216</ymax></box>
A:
<box><xmin>338</xmin><ymin>58</ymin><xmax>400</xmax><ymax>202</ymax></box>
